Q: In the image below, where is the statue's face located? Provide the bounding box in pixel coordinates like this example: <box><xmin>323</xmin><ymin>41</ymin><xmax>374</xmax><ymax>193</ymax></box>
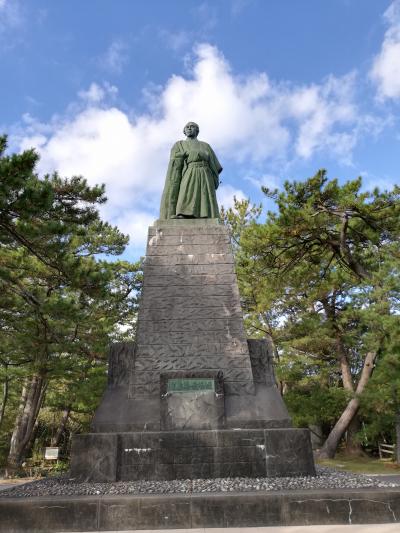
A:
<box><xmin>184</xmin><ymin>122</ymin><xmax>199</xmax><ymax>138</ymax></box>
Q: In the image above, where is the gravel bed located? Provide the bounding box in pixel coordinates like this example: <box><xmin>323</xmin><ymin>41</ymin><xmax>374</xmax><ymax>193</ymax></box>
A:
<box><xmin>1</xmin><ymin>467</ymin><xmax>399</xmax><ymax>498</ymax></box>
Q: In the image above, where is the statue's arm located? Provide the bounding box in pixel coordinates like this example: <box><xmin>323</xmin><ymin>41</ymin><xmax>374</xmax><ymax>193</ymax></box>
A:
<box><xmin>159</xmin><ymin>142</ymin><xmax>185</xmax><ymax>219</ymax></box>
<box><xmin>167</xmin><ymin>142</ymin><xmax>185</xmax><ymax>184</ymax></box>
<box><xmin>207</xmin><ymin>144</ymin><xmax>223</xmax><ymax>190</ymax></box>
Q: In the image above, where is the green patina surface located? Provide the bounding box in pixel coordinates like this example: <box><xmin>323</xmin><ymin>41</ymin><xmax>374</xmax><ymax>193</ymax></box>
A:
<box><xmin>167</xmin><ymin>378</ymin><xmax>215</xmax><ymax>393</ymax></box>
<box><xmin>159</xmin><ymin>122</ymin><xmax>222</xmax><ymax>219</ymax></box>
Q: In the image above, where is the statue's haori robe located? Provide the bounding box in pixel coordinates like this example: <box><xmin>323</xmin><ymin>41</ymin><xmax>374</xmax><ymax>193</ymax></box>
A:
<box><xmin>160</xmin><ymin>139</ymin><xmax>222</xmax><ymax>219</ymax></box>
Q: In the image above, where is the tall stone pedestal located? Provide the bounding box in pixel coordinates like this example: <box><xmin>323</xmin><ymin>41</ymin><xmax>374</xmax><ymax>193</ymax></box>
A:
<box><xmin>70</xmin><ymin>219</ymin><xmax>315</xmax><ymax>481</ymax></box>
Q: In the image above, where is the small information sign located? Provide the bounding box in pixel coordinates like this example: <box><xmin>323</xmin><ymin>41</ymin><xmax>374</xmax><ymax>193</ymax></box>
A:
<box><xmin>167</xmin><ymin>378</ymin><xmax>215</xmax><ymax>393</ymax></box>
<box><xmin>44</xmin><ymin>447</ymin><xmax>59</xmax><ymax>460</ymax></box>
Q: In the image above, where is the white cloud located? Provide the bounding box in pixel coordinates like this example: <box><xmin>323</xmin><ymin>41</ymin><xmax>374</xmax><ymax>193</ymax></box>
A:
<box><xmin>231</xmin><ymin>0</ymin><xmax>254</xmax><ymax>17</ymax></box>
<box><xmin>78</xmin><ymin>82</ymin><xmax>118</xmax><ymax>103</ymax></box>
<box><xmin>99</xmin><ymin>39</ymin><xmax>129</xmax><ymax>74</ymax></box>
<box><xmin>245</xmin><ymin>173</ymin><xmax>281</xmax><ymax>191</ymax></box>
<box><xmin>364</xmin><ymin>175</ymin><xmax>398</xmax><ymax>193</ymax></box>
<box><xmin>0</xmin><ymin>0</ymin><xmax>22</xmax><ymax>33</ymax></box>
<box><xmin>370</xmin><ymin>0</ymin><xmax>400</xmax><ymax>100</ymax></box>
<box><xmin>111</xmin><ymin>210</ymin><xmax>155</xmax><ymax>256</ymax></box>
<box><xmin>195</xmin><ymin>3</ymin><xmax>218</xmax><ymax>31</ymax></box>
<box><xmin>15</xmin><ymin>43</ymin><xmax>372</xmax><ymax>258</ymax></box>
<box><xmin>160</xmin><ymin>29</ymin><xmax>191</xmax><ymax>52</ymax></box>
<box><xmin>289</xmin><ymin>74</ymin><xmax>357</xmax><ymax>160</ymax></box>
<box><xmin>217</xmin><ymin>184</ymin><xmax>247</xmax><ymax>210</ymax></box>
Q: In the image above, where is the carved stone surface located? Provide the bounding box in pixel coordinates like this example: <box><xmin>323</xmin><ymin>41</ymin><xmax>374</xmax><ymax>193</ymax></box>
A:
<box><xmin>91</xmin><ymin>220</ymin><xmax>295</xmax><ymax>433</ymax></box>
<box><xmin>107</xmin><ymin>341</ymin><xmax>135</xmax><ymax>387</ymax></box>
<box><xmin>265</xmin><ymin>428</ymin><xmax>315</xmax><ymax>477</ymax></box>
<box><xmin>136</xmin><ymin>330</ymin><xmax>247</xmax><ymax>345</ymax></box>
<box><xmin>70</xmin><ymin>433</ymin><xmax>118</xmax><ymax>482</ymax></box>
<box><xmin>130</xmin><ymin>219</ymin><xmax>255</xmax><ymax>402</ymax></box>
<box><xmin>70</xmin><ymin>427</ymin><xmax>315</xmax><ymax>482</ymax></box>
<box><xmin>142</xmin><ymin>283</ymin><xmax>238</xmax><ymax>297</ymax></box>
<box><xmin>73</xmin><ymin>218</ymin><xmax>316</xmax><ymax>480</ymax></box>
<box><xmin>248</xmin><ymin>338</ymin><xmax>277</xmax><ymax>386</ymax></box>
<box><xmin>160</xmin><ymin>370</ymin><xmax>225</xmax><ymax>430</ymax></box>
<box><xmin>144</xmin><ymin>273</ymin><xmax>238</xmax><ymax>287</ymax></box>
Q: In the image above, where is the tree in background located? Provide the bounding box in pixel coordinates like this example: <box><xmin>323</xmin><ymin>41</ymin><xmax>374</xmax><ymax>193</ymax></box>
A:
<box><xmin>0</xmin><ymin>136</ymin><xmax>141</xmax><ymax>470</ymax></box>
<box><xmin>359</xmin><ymin>332</ymin><xmax>400</xmax><ymax>462</ymax></box>
<box><xmin>222</xmin><ymin>170</ymin><xmax>400</xmax><ymax>458</ymax></box>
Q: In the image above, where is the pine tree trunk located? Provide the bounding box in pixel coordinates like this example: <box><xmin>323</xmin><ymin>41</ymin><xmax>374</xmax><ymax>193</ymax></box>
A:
<box><xmin>396</xmin><ymin>412</ymin><xmax>400</xmax><ymax>465</ymax></box>
<box><xmin>0</xmin><ymin>376</ymin><xmax>9</xmax><ymax>430</ymax></box>
<box><xmin>51</xmin><ymin>406</ymin><xmax>71</xmax><ymax>447</ymax></box>
<box><xmin>317</xmin><ymin>351</ymin><xmax>377</xmax><ymax>460</ymax></box>
<box><xmin>24</xmin><ymin>418</ymin><xmax>40</xmax><ymax>460</ymax></box>
<box><xmin>336</xmin><ymin>335</ymin><xmax>354</xmax><ymax>393</ymax></box>
<box><xmin>7</xmin><ymin>379</ymin><xmax>29</xmax><ymax>471</ymax></box>
<box><xmin>321</xmin><ymin>296</ymin><xmax>355</xmax><ymax>393</ymax></box>
<box><xmin>7</xmin><ymin>374</ymin><xmax>46</xmax><ymax>470</ymax></box>
<box><xmin>344</xmin><ymin>414</ymin><xmax>364</xmax><ymax>456</ymax></box>
<box><xmin>265</xmin><ymin>333</ymin><xmax>281</xmax><ymax>389</ymax></box>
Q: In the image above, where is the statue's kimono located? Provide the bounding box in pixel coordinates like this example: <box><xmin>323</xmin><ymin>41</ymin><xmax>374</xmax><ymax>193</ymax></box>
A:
<box><xmin>159</xmin><ymin>139</ymin><xmax>222</xmax><ymax>219</ymax></box>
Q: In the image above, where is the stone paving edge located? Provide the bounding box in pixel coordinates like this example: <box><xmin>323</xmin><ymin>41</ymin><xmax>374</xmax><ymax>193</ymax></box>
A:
<box><xmin>0</xmin><ymin>486</ymin><xmax>400</xmax><ymax>532</ymax></box>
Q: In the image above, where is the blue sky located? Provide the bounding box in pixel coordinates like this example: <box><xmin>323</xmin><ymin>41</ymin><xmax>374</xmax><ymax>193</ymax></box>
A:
<box><xmin>1</xmin><ymin>0</ymin><xmax>399</xmax><ymax>260</ymax></box>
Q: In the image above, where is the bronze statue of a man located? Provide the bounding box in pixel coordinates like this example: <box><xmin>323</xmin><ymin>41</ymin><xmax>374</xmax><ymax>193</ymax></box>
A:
<box><xmin>159</xmin><ymin>122</ymin><xmax>222</xmax><ymax>219</ymax></box>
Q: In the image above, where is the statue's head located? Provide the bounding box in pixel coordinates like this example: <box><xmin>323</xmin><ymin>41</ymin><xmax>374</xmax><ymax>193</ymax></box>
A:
<box><xmin>183</xmin><ymin>122</ymin><xmax>199</xmax><ymax>138</ymax></box>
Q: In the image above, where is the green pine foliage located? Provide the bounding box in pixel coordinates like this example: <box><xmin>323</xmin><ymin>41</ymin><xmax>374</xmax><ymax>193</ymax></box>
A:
<box><xmin>360</xmin><ymin>334</ymin><xmax>400</xmax><ymax>446</ymax></box>
<box><xmin>0</xmin><ymin>135</ymin><xmax>141</xmax><ymax>468</ymax></box>
<box><xmin>221</xmin><ymin>170</ymin><xmax>400</xmax><ymax>456</ymax></box>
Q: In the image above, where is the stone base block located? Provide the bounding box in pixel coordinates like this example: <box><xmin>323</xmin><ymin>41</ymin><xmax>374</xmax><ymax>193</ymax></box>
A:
<box><xmin>70</xmin><ymin>427</ymin><xmax>315</xmax><ymax>482</ymax></box>
<box><xmin>1</xmin><ymin>488</ymin><xmax>400</xmax><ymax>532</ymax></box>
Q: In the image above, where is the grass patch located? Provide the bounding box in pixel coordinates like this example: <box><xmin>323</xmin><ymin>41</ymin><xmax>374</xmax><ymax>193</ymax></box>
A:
<box><xmin>316</xmin><ymin>454</ymin><xmax>400</xmax><ymax>474</ymax></box>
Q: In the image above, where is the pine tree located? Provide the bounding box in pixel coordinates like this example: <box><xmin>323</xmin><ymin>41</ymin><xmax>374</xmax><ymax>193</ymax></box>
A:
<box><xmin>0</xmin><ymin>136</ymin><xmax>141</xmax><ymax>469</ymax></box>
<box><xmin>223</xmin><ymin>171</ymin><xmax>400</xmax><ymax>458</ymax></box>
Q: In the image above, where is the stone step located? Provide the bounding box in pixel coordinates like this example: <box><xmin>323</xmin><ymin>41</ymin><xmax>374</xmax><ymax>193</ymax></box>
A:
<box><xmin>3</xmin><ymin>489</ymin><xmax>398</xmax><ymax>531</ymax></box>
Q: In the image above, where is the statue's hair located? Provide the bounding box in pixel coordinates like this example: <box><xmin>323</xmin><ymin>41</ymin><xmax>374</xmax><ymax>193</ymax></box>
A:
<box><xmin>183</xmin><ymin>122</ymin><xmax>199</xmax><ymax>136</ymax></box>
